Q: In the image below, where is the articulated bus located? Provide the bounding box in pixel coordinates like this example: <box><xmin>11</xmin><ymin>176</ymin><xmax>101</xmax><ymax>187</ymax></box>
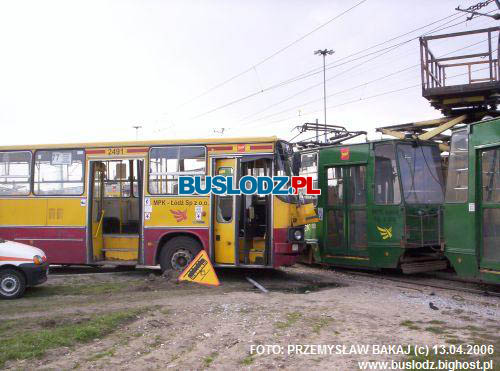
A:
<box><xmin>444</xmin><ymin>118</ymin><xmax>500</xmax><ymax>284</ymax></box>
<box><xmin>299</xmin><ymin>139</ymin><xmax>448</xmax><ymax>274</ymax></box>
<box><xmin>0</xmin><ymin>137</ymin><xmax>316</xmax><ymax>272</ymax></box>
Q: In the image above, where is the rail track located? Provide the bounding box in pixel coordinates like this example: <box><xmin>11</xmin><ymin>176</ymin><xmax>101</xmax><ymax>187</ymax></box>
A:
<box><xmin>306</xmin><ymin>264</ymin><xmax>500</xmax><ymax>298</ymax></box>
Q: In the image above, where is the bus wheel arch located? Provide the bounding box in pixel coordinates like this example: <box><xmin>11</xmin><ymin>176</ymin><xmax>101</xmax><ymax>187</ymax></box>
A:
<box><xmin>156</xmin><ymin>234</ymin><xmax>204</xmax><ymax>272</ymax></box>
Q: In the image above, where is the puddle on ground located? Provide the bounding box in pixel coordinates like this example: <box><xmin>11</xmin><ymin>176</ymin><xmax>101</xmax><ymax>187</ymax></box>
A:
<box><xmin>250</xmin><ymin>281</ymin><xmax>343</xmax><ymax>294</ymax></box>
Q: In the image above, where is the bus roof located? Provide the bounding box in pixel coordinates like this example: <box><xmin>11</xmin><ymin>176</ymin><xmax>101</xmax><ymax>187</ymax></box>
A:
<box><xmin>0</xmin><ymin>136</ymin><xmax>279</xmax><ymax>151</ymax></box>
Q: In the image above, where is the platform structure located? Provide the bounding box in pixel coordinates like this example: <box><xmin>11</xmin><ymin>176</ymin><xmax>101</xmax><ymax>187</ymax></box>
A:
<box><xmin>420</xmin><ymin>27</ymin><xmax>500</xmax><ymax>115</ymax></box>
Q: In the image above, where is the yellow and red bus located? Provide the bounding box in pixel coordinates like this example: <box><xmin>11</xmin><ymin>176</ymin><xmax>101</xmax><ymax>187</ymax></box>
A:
<box><xmin>0</xmin><ymin>137</ymin><xmax>317</xmax><ymax>271</ymax></box>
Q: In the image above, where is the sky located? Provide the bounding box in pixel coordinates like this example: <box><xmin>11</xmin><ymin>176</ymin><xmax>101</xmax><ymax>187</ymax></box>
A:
<box><xmin>0</xmin><ymin>0</ymin><xmax>498</xmax><ymax>145</ymax></box>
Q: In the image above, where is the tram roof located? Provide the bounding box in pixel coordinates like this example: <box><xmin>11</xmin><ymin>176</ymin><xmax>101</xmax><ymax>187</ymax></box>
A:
<box><xmin>296</xmin><ymin>137</ymin><xmax>438</xmax><ymax>152</ymax></box>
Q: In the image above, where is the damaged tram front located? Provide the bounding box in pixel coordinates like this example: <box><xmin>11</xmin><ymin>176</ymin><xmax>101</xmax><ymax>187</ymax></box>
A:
<box><xmin>299</xmin><ymin>139</ymin><xmax>448</xmax><ymax>273</ymax></box>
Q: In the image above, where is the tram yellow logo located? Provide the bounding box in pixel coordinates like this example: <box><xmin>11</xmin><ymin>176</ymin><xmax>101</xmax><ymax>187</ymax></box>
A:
<box><xmin>377</xmin><ymin>226</ymin><xmax>393</xmax><ymax>240</ymax></box>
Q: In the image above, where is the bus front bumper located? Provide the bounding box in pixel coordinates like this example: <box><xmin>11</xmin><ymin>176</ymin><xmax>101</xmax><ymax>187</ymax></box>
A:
<box><xmin>274</xmin><ymin>242</ymin><xmax>306</xmax><ymax>267</ymax></box>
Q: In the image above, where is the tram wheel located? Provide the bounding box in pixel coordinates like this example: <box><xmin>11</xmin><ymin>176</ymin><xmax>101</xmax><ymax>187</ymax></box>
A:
<box><xmin>160</xmin><ymin>236</ymin><xmax>202</xmax><ymax>273</ymax></box>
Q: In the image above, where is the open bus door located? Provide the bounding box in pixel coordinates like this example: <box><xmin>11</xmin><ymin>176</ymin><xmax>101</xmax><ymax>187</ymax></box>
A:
<box><xmin>213</xmin><ymin>158</ymin><xmax>238</xmax><ymax>265</ymax></box>
<box><xmin>479</xmin><ymin>145</ymin><xmax>500</xmax><ymax>273</ymax></box>
<box><xmin>89</xmin><ymin>161</ymin><xmax>105</xmax><ymax>262</ymax></box>
<box><xmin>87</xmin><ymin>159</ymin><xmax>144</xmax><ymax>265</ymax></box>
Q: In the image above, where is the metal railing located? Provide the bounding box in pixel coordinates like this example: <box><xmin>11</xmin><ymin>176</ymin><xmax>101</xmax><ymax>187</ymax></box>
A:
<box><xmin>420</xmin><ymin>27</ymin><xmax>500</xmax><ymax>92</ymax></box>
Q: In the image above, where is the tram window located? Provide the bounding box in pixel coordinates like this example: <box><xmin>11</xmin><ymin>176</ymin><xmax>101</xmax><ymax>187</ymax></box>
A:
<box><xmin>482</xmin><ymin>148</ymin><xmax>499</xmax><ymax>203</ymax></box>
<box><xmin>483</xmin><ymin>209</ymin><xmax>500</xmax><ymax>261</ymax></box>
<box><xmin>300</xmin><ymin>153</ymin><xmax>318</xmax><ymax>205</ymax></box>
<box><xmin>350</xmin><ymin>210</ymin><xmax>367</xmax><ymax>249</ymax></box>
<box><xmin>374</xmin><ymin>144</ymin><xmax>401</xmax><ymax>204</ymax></box>
<box><xmin>149</xmin><ymin>146</ymin><xmax>206</xmax><ymax>195</ymax></box>
<box><xmin>327</xmin><ymin>209</ymin><xmax>344</xmax><ymax>246</ymax></box>
<box><xmin>327</xmin><ymin>167</ymin><xmax>343</xmax><ymax>206</ymax></box>
<box><xmin>445</xmin><ymin>130</ymin><xmax>469</xmax><ymax>203</ymax></box>
<box><xmin>34</xmin><ymin>150</ymin><xmax>84</xmax><ymax>195</ymax></box>
<box><xmin>349</xmin><ymin>166</ymin><xmax>367</xmax><ymax>205</ymax></box>
<box><xmin>0</xmin><ymin>151</ymin><xmax>31</xmax><ymax>196</ymax></box>
<box><xmin>397</xmin><ymin>144</ymin><xmax>444</xmax><ymax>204</ymax></box>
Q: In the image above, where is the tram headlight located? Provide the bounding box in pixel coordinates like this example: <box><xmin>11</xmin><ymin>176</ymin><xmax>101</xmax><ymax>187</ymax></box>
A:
<box><xmin>289</xmin><ymin>227</ymin><xmax>304</xmax><ymax>242</ymax></box>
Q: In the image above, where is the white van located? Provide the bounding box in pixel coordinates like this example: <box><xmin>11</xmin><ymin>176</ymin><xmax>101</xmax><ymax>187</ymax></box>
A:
<box><xmin>0</xmin><ymin>239</ymin><xmax>48</xmax><ymax>299</ymax></box>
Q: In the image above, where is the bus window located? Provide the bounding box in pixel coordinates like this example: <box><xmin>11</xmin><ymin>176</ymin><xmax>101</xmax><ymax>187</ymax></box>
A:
<box><xmin>216</xmin><ymin>167</ymin><xmax>233</xmax><ymax>223</ymax></box>
<box><xmin>374</xmin><ymin>144</ymin><xmax>401</xmax><ymax>204</ymax></box>
<box><xmin>103</xmin><ymin>160</ymin><xmax>137</xmax><ymax>198</ymax></box>
<box><xmin>445</xmin><ymin>130</ymin><xmax>469</xmax><ymax>203</ymax></box>
<box><xmin>149</xmin><ymin>146</ymin><xmax>206</xmax><ymax>195</ymax></box>
<box><xmin>0</xmin><ymin>151</ymin><xmax>31</xmax><ymax>196</ymax></box>
<box><xmin>34</xmin><ymin>150</ymin><xmax>84</xmax><ymax>195</ymax></box>
<box><xmin>275</xmin><ymin>141</ymin><xmax>297</xmax><ymax>204</ymax></box>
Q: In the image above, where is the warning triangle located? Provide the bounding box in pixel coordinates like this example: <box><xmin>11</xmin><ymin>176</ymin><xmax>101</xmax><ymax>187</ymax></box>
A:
<box><xmin>178</xmin><ymin>250</ymin><xmax>220</xmax><ymax>286</ymax></box>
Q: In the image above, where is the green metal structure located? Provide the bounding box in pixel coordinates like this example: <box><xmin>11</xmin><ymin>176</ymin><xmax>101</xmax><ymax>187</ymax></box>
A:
<box><xmin>300</xmin><ymin>139</ymin><xmax>448</xmax><ymax>273</ymax></box>
<box><xmin>444</xmin><ymin>118</ymin><xmax>500</xmax><ymax>284</ymax></box>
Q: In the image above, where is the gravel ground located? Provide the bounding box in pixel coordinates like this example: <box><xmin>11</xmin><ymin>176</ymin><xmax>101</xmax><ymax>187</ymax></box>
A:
<box><xmin>1</xmin><ymin>264</ymin><xmax>498</xmax><ymax>370</ymax></box>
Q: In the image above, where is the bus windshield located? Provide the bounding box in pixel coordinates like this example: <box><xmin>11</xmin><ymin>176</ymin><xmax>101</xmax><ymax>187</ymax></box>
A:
<box><xmin>275</xmin><ymin>140</ymin><xmax>298</xmax><ymax>203</ymax></box>
<box><xmin>397</xmin><ymin>143</ymin><xmax>444</xmax><ymax>204</ymax></box>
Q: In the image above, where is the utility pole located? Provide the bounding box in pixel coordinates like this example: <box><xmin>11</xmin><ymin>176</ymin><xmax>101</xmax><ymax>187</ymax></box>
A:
<box><xmin>314</xmin><ymin>49</ymin><xmax>335</xmax><ymax>142</ymax></box>
<box><xmin>132</xmin><ymin>125</ymin><xmax>142</xmax><ymax>140</ymax></box>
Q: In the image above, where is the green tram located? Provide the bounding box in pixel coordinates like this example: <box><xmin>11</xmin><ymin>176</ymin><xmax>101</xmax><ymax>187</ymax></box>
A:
<box><xmin>299</xmin><ymin>139</ymin><xmax>448</xmax><ymax>273</ymax></box>
<box><xmin>444</xmin><ymin>118</ymin><xmax>500</xmax><ymax>284</ymax></box>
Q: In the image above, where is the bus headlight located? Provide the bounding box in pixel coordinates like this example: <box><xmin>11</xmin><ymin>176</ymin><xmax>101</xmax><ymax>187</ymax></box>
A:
<box><xmin>288</xmin><ymin>227</ymin><xmax>304</xmax><ymax>242</ymax></box>
<box><xmin>33</xmin><ymin>255</ymin><xmax>44</xmax><ymax>265</ymax></box>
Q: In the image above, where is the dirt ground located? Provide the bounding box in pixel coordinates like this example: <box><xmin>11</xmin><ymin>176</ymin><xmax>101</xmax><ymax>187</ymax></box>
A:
<box><xmin>1</xmin><ymin>264</ymin><xmax>499</xmax><ymax>370</ymax></box>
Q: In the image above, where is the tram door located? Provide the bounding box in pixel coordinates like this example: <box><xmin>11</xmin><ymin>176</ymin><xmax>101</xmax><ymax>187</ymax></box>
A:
<box><xmin>213</xmin><ymin>158</ymin><xmax>238</xmax><ymax>265</ymax></box>
<box><xmin>479</xmin><ymin>146</ymin><xmax>500</xmax><ymax>272</ymax></box>
<box><xmin>324</xmin><ymin>165</ymin><xmax>368</xmax><ymax>256</ymax></box>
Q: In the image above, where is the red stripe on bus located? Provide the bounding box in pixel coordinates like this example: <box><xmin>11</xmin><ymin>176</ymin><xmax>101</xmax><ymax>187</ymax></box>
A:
<box><xmin>127</xmin><ymin>148</ymin><xmax>149</xmax><ymax>153</ymax></box>
<box><xmin>86</xmin><ymin>149</ymin><xmax>106</xmax><ymax>154</ymax></box>
<box><xmin>207</xmin><ymin>146</ymin><xmax>233</xmax><ymax>151</ymax></box>
<box><xmin>250</xmin><ymin>145</ymin><xmax>273</xmax><ymax>150</ymax></box>
<box><xmin>0</xmin><ymin>256</ymin><xmax>32</xmax><ymax>262</ymax></box>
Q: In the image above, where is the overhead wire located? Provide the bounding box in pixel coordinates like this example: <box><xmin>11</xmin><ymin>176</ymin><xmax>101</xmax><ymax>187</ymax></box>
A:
<box><xmin>281</xmin><ymin>65</ymin><xmax>495</xmax><ymax>132</ymax></box>
<box><xmin>187</xmin><ymin>11</ymin><xmax>491</xmax><ymax>122</ymax></box>
<box><xmin>174</xmin><ymin>0</ymin><xmax>369</xmax><ymax>109</ymax></box>
<box><xmin>244</xmin><ymin>34</ymin><xmax>498</xmax><ymax>128</ymax></box>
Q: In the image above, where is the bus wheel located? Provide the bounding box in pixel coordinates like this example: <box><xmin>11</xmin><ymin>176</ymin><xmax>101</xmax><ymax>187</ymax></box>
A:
<box><xmin>0</xmin><ymin>269</ymin><xmax>26</xmax><ymax>299</ymax></box>
<box><xmin>160</xmin><ymin>236</ymin><xmax>201</xmax><ymax>272</ymax></box>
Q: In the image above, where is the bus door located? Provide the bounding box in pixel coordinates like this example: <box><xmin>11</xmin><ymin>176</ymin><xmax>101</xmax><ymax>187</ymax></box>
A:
<box><xmin>324</xmin><ymin>165</ymin><xmax>368</xmax><ymax>257</ymax></box>
<box><xmin>479</xmin><ymin>146</ymin><xmax>500</xmax><ymax>272</ymax></box>
<box><xmin>88</xmin><ymin>161</ymin><xmax>105</xmax><ymax>262</ymax></box>
<box><xmin>87</xmin><ymin>159</ymin><xmax>144</xmax><ymax>264</ymax></box>
<box><xmin>213</xmin><ymin>158</ymin><xmax>238</xmax><ymax>265</ymax></box>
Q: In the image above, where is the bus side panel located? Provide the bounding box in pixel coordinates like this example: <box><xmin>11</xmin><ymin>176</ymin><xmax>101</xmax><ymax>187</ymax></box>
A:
<box><xmin>143</xmin><ymin>228</ymin><xmax>210</xmax><ymax>265</ymax></box>
<box><xmin>0</xmin><ymin>226</ymin><xmax>86</xmax><ymax>264</ymax></box>
<box><xmin>0</xmin><ymin>198</ymin><xmax>87</xmax><ymax>264</ymax></box>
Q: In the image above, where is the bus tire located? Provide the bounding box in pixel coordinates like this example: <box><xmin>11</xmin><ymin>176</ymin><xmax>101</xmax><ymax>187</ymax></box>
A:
<box><xmin>0</xmin><ymin>268</ymin><xmax>26</xmax><ymax>300</ymax></box>
<box><xmin>159</xmin><ymin>236</ymin><xmax>202</xmax><ymax>273</ymax></box>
